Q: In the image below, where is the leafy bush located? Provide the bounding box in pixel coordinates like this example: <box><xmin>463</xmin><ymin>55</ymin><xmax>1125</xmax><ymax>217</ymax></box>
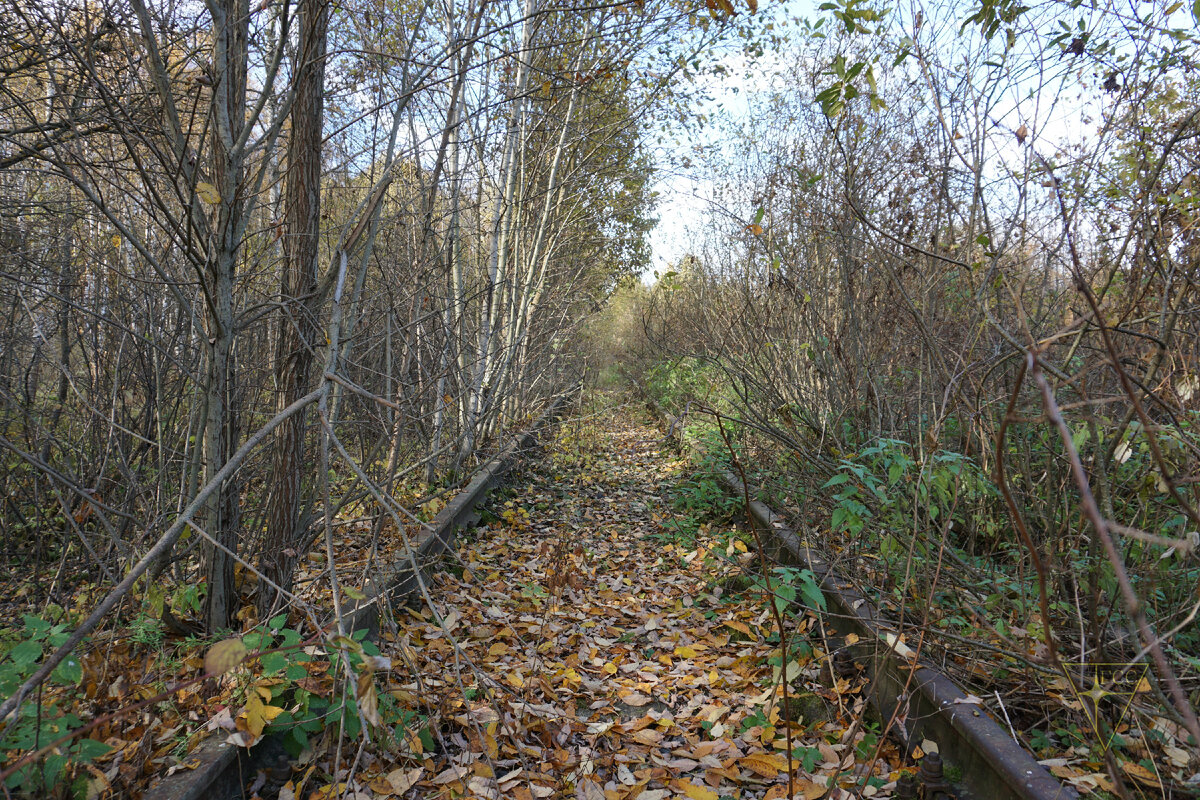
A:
<box><xmin>211</xmin><ymin>616</ymin><xmax>430</xmax><ymax>759</ymax></box>
<box><xmin>0</xmin><ymin>616</ymin><xmax>108</xmax><ymax>797</ymax></box>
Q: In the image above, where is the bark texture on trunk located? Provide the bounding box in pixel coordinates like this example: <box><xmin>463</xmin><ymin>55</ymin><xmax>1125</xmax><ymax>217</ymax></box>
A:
<box><xmin>201</xmin><ymin>0</ymin><xmax>249</xmax><ymax>633</ymax></box>
<box><xmin>260</xmin><ymin>0</ymin><xmax>328</xmax><ymax>617</ymax></box>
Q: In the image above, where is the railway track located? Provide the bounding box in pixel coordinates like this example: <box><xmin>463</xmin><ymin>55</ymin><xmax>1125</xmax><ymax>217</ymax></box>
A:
<box><xmin>148</xmin><ymin>388</ymin><xmax>1079</xmax><ymax>800</ymax></box>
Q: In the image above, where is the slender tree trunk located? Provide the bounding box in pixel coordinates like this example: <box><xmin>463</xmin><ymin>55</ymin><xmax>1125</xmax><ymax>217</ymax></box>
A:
<box><xmin>461</xmin><ymin>0</ymin><xmax>536</xmax><ymax>467</ymax></box>
<box><xmin>201</xmin><ymin>0</ymin><xmax>250</xmax><ymax>632</ymax></box>
<box><xmin>260</xmin><ymin>0</ymin><xmax>328</xmax><ymax>617</ymax></box>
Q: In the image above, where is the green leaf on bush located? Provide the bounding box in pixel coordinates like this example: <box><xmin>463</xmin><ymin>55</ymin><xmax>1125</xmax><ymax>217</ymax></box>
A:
<box><xmin>9</xmin><ymin>640</ymin><xmax>42</xmax><ymax>669</ymax></box>
<box><xmin>52</xmin><ymin>656</ymin><xmax>83</xmax><ymax>685</ymax></box>
<box><xmin>72</xmin><ymin>738</ymin><xmax>111</xmax><ymax>762</ymax></box>
<box><xmin>241</xmin><ymin>631</ymin><xmax>268</xmax><ymax>650</ymax></box>
<box><xmin>260</xmin><ymin>651</ymin><xmax>289</xmax><ymax>674</ymax></box>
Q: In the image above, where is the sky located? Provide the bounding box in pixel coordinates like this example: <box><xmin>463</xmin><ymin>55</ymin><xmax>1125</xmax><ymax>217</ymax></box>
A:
<box><xmin>642</xmin><ymin>0</ymin><xmax>815</xmax><ymax>283</ymax></box>
<box><xmin>639</xmin><ymin>0</ymin><xmax>1200</xmax><ymax>285</ymax></box>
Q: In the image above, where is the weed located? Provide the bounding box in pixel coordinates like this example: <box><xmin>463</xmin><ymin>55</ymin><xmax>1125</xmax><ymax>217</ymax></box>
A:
<box><xmin>129</xmin><ymin>613</ymin><xmax>165</xmax><ymax>649</ymax></box>
<box><xmin>750</xmin><ymin>566</ymin><xmax>825</xmax><ymax>618</ymax></box>
<box><xmin>793</xmin><ymin>745</ymin><xmax>821</xmax><ymax>771</ymax></box>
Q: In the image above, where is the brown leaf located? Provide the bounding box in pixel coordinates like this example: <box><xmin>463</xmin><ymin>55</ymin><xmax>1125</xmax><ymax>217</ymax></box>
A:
<box><xmin>433</xmin><ymin>765</ymin><xmax>469</xmax><ymax>785</ymax></box>
<box><xmin>357</xmin><ymin>668</ymin><xmax>380</xmax><ymax>727</ymax></box>
<box><xmin>576</xmin><ymin>778</ymin><xmax>606</xmax><ymax>800</ymax></box>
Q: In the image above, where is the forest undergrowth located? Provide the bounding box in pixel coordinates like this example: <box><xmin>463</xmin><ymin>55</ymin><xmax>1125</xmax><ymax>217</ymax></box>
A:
<box><xmin>0</xmin><ymin>393</ymin><xmax>912</xmax><ymax>799</ymax></box>
<box><xmin>367</xmin><ymin>395</ymin><xmax>902</xmax><ymax>800</ymax></box>
<box><xmin>633</xmin><ymin>360</ymin><xmax>1198</xmax><ymax>799</ymax></box>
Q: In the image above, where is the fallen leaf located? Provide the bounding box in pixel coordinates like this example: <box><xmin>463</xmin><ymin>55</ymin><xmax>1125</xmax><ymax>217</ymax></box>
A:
<box><xmin>576</xmin><ymin>779</ymin><xmax>606</xmax><ymax>800</ymax></box>
<box><xmin>1121</xmin><ymin>761</ymin><xmax>1161</xmax><ymax>788</ymax></box>
<box><xmin>386</xmin><ymin>767</ymin><xmax>423</xmax><ymax>793</ymax></box>
<box><xmin>740</xmin><ymin>752</ymin><xmax>788</xmax><ymax>777</ymax></box>
<box><xmin>434</xmin><ymin>765</ymin><xmax>469</xmax><ymax>785</ymax></box>
<box><xmin>671</xmin><ymin>781</ymin><xmax>719</xmax><ymax>800</ymax></box>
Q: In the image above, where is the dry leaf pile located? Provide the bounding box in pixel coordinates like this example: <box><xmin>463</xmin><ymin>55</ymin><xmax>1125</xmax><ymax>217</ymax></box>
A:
<box><xmin>352</xmin><ymin>403</ymin><xmax>904</xmax><ymax>799</ymax></box>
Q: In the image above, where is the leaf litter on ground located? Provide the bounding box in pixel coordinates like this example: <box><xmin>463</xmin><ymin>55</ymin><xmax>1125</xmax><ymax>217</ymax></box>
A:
<box><xmin>360</xmin><ymin>400</ymin><xmax>905</xmax><ymax>800</ymax></box>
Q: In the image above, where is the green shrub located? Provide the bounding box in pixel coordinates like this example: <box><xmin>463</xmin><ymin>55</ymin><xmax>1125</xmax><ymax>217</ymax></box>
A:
<box><xmin>0</xmin><ymin>616</ymin><xmax>108</xmax><ymax>797</ymax></box>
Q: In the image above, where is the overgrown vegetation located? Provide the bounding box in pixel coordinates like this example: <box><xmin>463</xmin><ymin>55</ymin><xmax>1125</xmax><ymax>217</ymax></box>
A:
<box><xmin>603</xmin><ymin>0</ymin><xmax>1200</xmax><ymax>792</ymax></box>
<box><xmin>0</xmin><ymin>0</ymin><xmax>748</xmax><ymax>791</ymax></box>
<box><xmin>4</xmin><ymin>0</ymin><xmax>1200</xmax><ymax>793</ymax></box>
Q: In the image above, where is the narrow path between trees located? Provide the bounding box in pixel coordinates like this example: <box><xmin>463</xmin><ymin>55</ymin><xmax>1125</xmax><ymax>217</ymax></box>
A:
<box><xmin>369</xmin><ymin>399</ymin><xmax>902</xmax><ymax>800</ymax></box>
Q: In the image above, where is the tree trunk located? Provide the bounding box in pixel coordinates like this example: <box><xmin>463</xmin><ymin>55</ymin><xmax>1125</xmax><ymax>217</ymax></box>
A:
<box><xmin>200</xmin><ymin>0</ymin><xmax>250</xmax><ymax>633</ymax></box>
<box><xmin>260</xmin><ymin>0</ymin><xmax>328</xmax><ymax>617</ymax></box>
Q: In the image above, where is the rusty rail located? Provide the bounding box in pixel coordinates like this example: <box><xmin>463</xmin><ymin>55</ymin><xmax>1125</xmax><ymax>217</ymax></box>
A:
<box><xmin>637</xmin><ymin>386</ymin><xmax>1078</xmax><ymax>800</ymax></box>
<box><xmin>345</xmin><ymin>389</ymin><xmax>575</xmax><ymax>637</ymax></box>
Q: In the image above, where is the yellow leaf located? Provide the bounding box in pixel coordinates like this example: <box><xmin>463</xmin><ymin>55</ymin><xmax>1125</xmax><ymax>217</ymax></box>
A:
<box><xmin>723</xmin><ymin>620</ymin><xmax>753</xmax><ymax>636</ymax></box>
<box><xmin>196</xmin><ymin>182</ymin><xmax>221</xmax><ymax>205</ymax></box>
<box><xmin>795</xmin><ymin>779</ymin><xmax>828</xmax><ymax>800</ymax></box>
<box><xmin>744</xmin><ymin>223</ymin><xmax>763</xmax><ymax>235</ymax></box>
<box><xmin>673</xmin><ymin>780</ymin><xmax>720</xmax><ymax>800</ymax></box>
<box><xmin>1121</xmin><ymin>761</ymin><xmax>1160</xmax><ymax>788</ymax></box>
<box><xmin>204</xmin><ymin>638</ymin><xmax>248</xmax><ymax>675</ymax></box>
<box><xmin>484</xmin><ymin>723</ymin><xmax>499</xmax><ymax>759</ymax></box>
<box><xmin>111</xmin><ymin>235</ymin><xmax>122</xmax><ymax>248</ymax></box>
<box><xmin>242</xmin><ymin>689</ymin><xmax>285</xmax><ymax>736</ymax></box>
<box><xmin>674</xmin><ymin>645</ymin><xmax>698</xmax><ymax>658</ymax></box>
<box><xmin>740</xmin><ymin>752</ymin><xmax>788</xmax><ymax>777</ymax></box>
